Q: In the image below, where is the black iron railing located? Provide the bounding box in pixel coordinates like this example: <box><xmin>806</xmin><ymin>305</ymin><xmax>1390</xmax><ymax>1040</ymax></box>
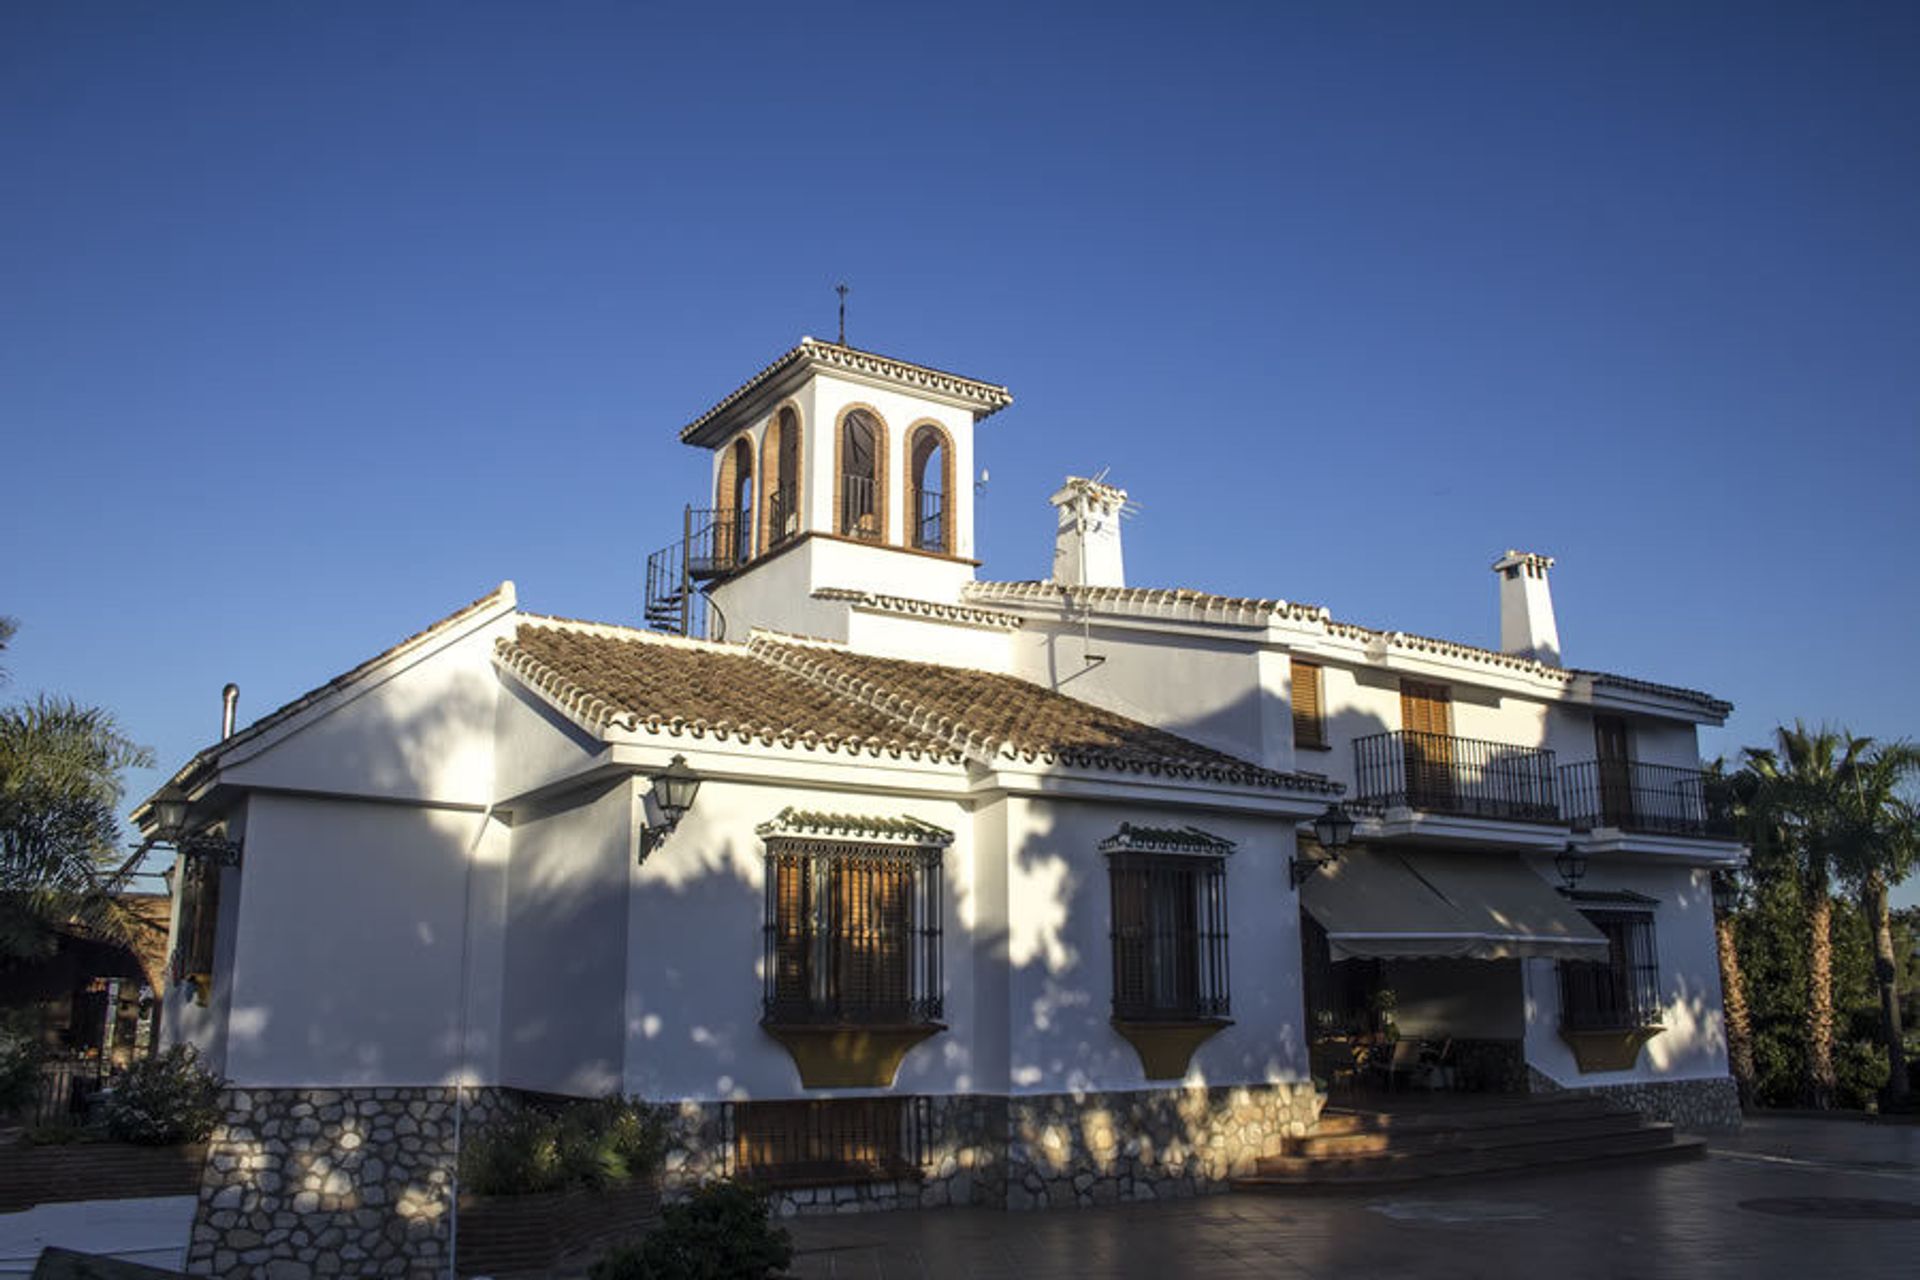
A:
<box><xmin>763</xmin><ymin>842</ymin><xmax>944</xmax><ymax>1027</ymax></box>
<box><xmin>1353</xmin><ymin>730</ymin><xmax>1561</xmax><ymax>823</ymax></box>
<box><xmin>643</xmin><ymin>505</ymin><xmax>748</xmax><ymax>636</ymax></box>
<box><xmin>1560</xmin><ymin>911</ymin><xmax>1663</xmax><ymax>1031</ymax></box>
<box><xmin>1559</xmin><ymin>761</ymin><xmax>1734</xmax><ymax>838</ymax></box>
<box><xmin>914</xmin><ymin>490</ymin><xmax>946</xmax><ymax>553</ymax></box>
<box><xmin>730</xmin><ymin>1096</ymin><xmax>931</xmax><ymax>1186</ymax></box>
<box><xmin>839</xmin><ymin>474</ymin><xmax>881</xmax><ymax>541</ymax></box>
<box><xmin>766</xmin><ymin>485</ymin><xmax>800</xmax><ymax>550</ymax></box>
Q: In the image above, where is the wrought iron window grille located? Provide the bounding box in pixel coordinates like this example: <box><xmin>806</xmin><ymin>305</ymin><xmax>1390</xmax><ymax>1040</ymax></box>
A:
<box><xmin>762</xmin><ymin>839</ymin><xmax>944</xmax><ymax>1026</ymax></box>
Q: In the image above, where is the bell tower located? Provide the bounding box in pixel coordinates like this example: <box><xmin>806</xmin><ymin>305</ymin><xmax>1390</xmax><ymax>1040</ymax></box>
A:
<box><xmin>646</xmin><ymin>338</ymin><xmax>1011</xmax><ymax>640</ymax></box>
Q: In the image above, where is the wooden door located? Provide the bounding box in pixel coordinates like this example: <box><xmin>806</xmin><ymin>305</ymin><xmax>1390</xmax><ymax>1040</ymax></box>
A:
<box><xmin>1400</xmin><ymin>681</ymin><xmax>1454</xmax><ymax>809</ymax></box>
<box><xmin>1594</xmin><ymin>715</ymin><xmax>1634</xmax><ymax>828</ymax></box>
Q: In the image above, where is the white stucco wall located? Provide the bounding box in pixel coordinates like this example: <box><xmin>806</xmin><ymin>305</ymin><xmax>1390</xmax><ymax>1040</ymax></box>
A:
<box><xmin>499</xmin><ymin>780</ymin><xmax>634</xmax><ymax>1096</ymax></box>
<box><xmin>843</xmin><ymin>609</ymin><xmax>1014</xmax><ymax>673</ymax></box>
<box><xmin>1001</xmin><ymin>797</ymin><xmax>1310</xmax><ymax>1094</ymax></box>
<box><xmin>217</xmin><ymin>792</ymin><xmax>507</xmax><ymax>1087</ymax></box>
<box><xmin>215</xmin><ymin>612</ymin><xmax>511</xmax><ymax>807</ymax></box>
<box><xmin>1522</xmin><ymin>859</ymin><xmax>1730</xmax><ymax>1086</ymax></box>
<box><xmin>1007</xmin><ymin>623</ymin><xmax>1271</xmax><ymax>768</ymax></box>
<box><xmin>621</xmin><ymin>776</ymin><xmax>980</xmax><ymax>1102</ymax></box>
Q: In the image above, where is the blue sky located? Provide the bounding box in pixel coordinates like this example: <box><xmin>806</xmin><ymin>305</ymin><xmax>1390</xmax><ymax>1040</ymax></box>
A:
<box><xmin>3</xmin><ymin>4</ymin><xmax>1917</xmax><ymax>896</ymax></box>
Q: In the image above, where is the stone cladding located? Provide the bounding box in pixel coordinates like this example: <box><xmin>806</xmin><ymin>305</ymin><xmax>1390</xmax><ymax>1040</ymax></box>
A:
<box><xmin>186</xmin><ymin>1086</ymin><xmax>514</xmax><ymax>1280</ymax></box>
<box><xmin>1527</xmin><ymin>1069</ymin><xmax>1743</xmax><ymax>1132</ymax></box>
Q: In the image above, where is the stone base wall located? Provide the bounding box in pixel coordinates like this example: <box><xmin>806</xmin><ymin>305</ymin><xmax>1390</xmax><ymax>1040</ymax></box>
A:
<box><xmin>1528</xmin><ymin>1069</ymin><xmax>1743</xmax><ymax>1132</ymax></box>
<box><xmin>665</xmin><ymin>1083</ymin><xmax>1320</xmax><ymax>1216</ymax></box>
<box><xmin>187</xmin><ymin>1086</ymin><xmax>515</xmax><ymax>1280</ymax></box>
<box><xmin>1001</xmin><ymin>1083</ymin><xmax>1321</xmax><ymax>1210</ymax></box>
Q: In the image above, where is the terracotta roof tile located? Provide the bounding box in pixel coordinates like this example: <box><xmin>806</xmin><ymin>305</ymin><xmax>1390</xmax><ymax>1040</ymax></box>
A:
<box><xmin>497</xmin><ymin>624</ymin><xmax>961</xmax><ymax>761</ymax></box>
<box><xmin>747</xmin><ymin>634</ymin><xmax>1341</xmax><ymax>792</ymax></box>
<box><xmin>756</xmin><ymin>809</ymin><xmax>955</xmax><ymax>844</ymax></box>
<box><xmin>495</xmin><ymin>620</ymin><xmax>1339</xmax><ymax>794</ymax></box>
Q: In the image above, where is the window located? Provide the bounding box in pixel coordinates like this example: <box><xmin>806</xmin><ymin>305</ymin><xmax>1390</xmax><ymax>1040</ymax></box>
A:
<box><xmin>760</xmin><ymin>406</ymin><xmax>802</xmax><ymax>550</ymax></box>
<box><xmin>836</xmin><ymin>408</ymin><xmax>886</xmax><ymax>541</ymax></box>
<box><xmin>171</xmin><ymin>856</ymin><xmax>221</xmax><ymax>1003</ymax></box>
<box><xmin>1560</xmin><ymin>910</ymin><xmax>1662</xmax><ymax>1031</ymax></box>
<box><xmin>906</xmin><ymin>423</ymin><xmax>952</xmax><ymax>553</ymax></box>
<box><xmin>714</xmin><ymin>435</ymin><xmax>754</xmax><ymax>568</ymax></box>
<box><xmin>1102</xmin><ymin>826</ymin><xmax>1232</xmax><ymax>1023</ymax></box>
<box><xmin>732</xmin><ymin>1096</ymin><xmax>930</xmax><ymax>1185</ymax></box>
<box><xmin>762</xmin><ymin>837</ymin><xmax>943</xmax><ymax>1026</ymax></box>
<box><xmin>1292</xmin><ymin>660</ymin><xmax>1326</xmax><ymax>749</ymax></box>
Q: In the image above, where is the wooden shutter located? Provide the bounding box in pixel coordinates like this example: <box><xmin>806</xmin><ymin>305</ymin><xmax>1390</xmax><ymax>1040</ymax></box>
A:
<box><xmin>1292</xmin><ymin>660</ymin><xmax>1325</xmax><ymax>748</ymax></box>
<box><xmin>1110</xmin><ymin>858</ymin><xmax>1150</xmax><ymax>1017</ymax></box>
<box><xmin>831</xmin><ymin>858</ymin><xmax>912</xmax><ymax>1017</ymax></box>
<box><xmin>188</xmin><ymin>862</ymin><xmax>221</xmax><ymax>978</ymax></box>
<box><xmin>773</xmin><ymin>853</ymin><xmax>809</xmax><ymax>1010</ymax></box>
<box><xmin>1400</xmin><ymin>681</ymin><xmax>1452</xmax><ymax>736</ymax></box>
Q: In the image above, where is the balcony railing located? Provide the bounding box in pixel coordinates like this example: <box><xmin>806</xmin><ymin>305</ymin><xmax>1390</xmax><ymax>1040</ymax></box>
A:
<box><xmin>765</xmin><ymin>485</ymin><xmax>800</xmax><ymax>550</ymax></box>
<box><xmin>914</xmin><ymin>490</ymin><xmax>947</xmax><ymax>553</ymax></box>
<box><xmin>1559</xmin><ymin>761</ymin><xmax>1734</xmax><ymax>839</ymax></box>
<box><xmin>839</xmin><ymin>474</ymin><xmax>882</xmax><ymax>541</ymax></box>
<box><xmin>1353</xmin><ymin>730</ymin><xmax>1561</xmax><ymax>823</ymax></box>
<box><xmin>643</xmin><ymin>505</ymin><xmax>748</xmax><ymax>637</ymax></box>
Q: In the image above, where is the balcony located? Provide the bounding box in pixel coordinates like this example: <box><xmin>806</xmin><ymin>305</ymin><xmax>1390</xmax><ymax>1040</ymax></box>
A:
<box><xmin>1559</xmin><ymin>761</ymin><xmax>1734</xmax><ymax>839</ymax></box>
<box><xmin>913</xmin><ymin>489</ymin><xmax>947</xmax><ymax>553</ymax></box>
<box><xmin>1353</xmin><ymin>730</ymin><xmax>1561</xmax><ymax>824</ymax></box>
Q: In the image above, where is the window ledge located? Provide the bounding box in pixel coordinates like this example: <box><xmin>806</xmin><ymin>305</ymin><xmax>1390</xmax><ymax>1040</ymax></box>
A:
<box><xmin>1294</xmin><ymin>741</ymin><xmax>1334</xmax><ymax>753</ymax></box>
<box><xmin>761</xmin><ymin>1020</ymin><xmax>946</xmax><ymax>1089</ymax></box>
<box><xmin>1111</xmin><ymin>1017</ymin><xmax>1233</xmax><ymax>1081</ymax></box>
<box><xmin>1559</xmin><ymin>1024</ymin><xmax>1665</xmax><ymax>1073</ymax></box>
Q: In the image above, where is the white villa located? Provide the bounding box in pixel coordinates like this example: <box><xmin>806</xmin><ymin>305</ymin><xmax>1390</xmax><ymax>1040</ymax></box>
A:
<box><xmin>144</xmin><ymin>339</ymin><xmax>1744</xmax><ymax>1275</ymax></box>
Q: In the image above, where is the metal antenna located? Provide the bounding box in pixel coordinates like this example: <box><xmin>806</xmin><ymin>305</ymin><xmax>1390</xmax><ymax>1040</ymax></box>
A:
<box><xmin>835</xmin><ymin>282</ymin><xmax>849</xmax><ymax>346</ymax></box>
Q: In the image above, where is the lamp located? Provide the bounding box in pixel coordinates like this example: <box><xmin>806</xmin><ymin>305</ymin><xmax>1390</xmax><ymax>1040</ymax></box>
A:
<box><xmin>1291</xmin><ymin>803</ymin><xmax>1354</xmax><ymax>889</ymax></box>
<box><xmin>149</xmin><ymin>785</ymin><xmax>243</xmax><ymax>867</ymax></box>
<box><xmin>639</xmin><ymin>755</ymin><xmax>702</xmax><ymax>859</ymax></box>
<box><xmin>1554</xmin><ymin>843</ymin><xmax>1588</xmax><ymax>890</ymax></box>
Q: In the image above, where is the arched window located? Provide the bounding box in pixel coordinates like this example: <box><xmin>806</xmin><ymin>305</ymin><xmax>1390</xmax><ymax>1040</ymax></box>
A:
<box><xmin>715</xmin><ymin>435</ymin><xmax>754</xmax><ymax>567</ymax></box>
<box><xmin>836</xmin><ymin>408</ymin><xmax>887</xmax><ymax>541</ymax></box>
<box><xmin>761</xmin><ymin>406</ymin><xmax>802</xmax><ymax>551</ymax></box>
<box><xmin>907</xmin><ymin>424</ymin><xmax>953</xmax><ymax>554</ymax></box>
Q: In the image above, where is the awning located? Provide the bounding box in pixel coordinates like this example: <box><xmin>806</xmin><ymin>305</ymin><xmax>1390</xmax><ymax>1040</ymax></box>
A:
<box><xmin>1300</xmin><ymin>847</ymin><xmax>1610</xmax><ymax>961</ymax></box>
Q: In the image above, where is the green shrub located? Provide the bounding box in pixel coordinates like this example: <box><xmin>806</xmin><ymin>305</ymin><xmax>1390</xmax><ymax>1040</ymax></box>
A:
<box><xmin>97</xmin><ymin>1044</ymin><xmax>224</xmax><ymax>1145</ymax></box>
<box><xmin>0</xmin><ymin>1022</ymin><xmax>44</xmax><ymax>1117</ymax></box>
<box><xmin>460</xmin><ymin>1095</ymin><xmax>669</xmax><ymax>1197</ymax></box>
<box><xmin>590</xmin><ymin>1181</ymin><xmax>792</xmax><ymax>1280</ymax></box>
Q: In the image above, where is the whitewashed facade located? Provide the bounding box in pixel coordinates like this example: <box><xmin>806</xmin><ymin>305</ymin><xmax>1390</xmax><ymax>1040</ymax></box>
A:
<box><xmin>144</xmin><ymin>339</ymin><xmax>1742</xmax><ymax>1271</ymax></box>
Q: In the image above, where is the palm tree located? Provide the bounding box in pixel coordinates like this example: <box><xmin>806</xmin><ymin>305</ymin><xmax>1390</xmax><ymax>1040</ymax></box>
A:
<box><xmin>1705</xmin><ymin>762</ymin><xmax>1756</xmax><ymax>1105</ymax></box>
<box><xmin>0</xmin><ymin>694</ymin><xmax>154</xmax><ymax>961</ymax></box>
<box><xmin>1741</xmin><ymin>723</ymin><xmax>1855</xmax><ymax>1108</ymax></box>
<box><xmin>1826</xmin><ymin>741</ymin><xmax>1920</xmax><ymax>1108</ymax></box>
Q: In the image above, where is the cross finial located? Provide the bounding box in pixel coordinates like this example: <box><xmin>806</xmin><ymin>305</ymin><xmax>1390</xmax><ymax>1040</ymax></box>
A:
<box><xmin>835</xmin><ymin>282</ymin><xmax>849</xmax><ymax>346</ymax></box>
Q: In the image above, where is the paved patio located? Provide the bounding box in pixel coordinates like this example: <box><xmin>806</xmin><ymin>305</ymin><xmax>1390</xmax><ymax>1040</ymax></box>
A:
<box><xmin>785</xmin><ymin>1116</ymin><xmax>1920</xmax><ymax>1278</ymax></box>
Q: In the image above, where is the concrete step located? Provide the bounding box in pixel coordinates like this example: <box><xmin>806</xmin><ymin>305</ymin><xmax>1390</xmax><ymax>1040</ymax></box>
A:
<box><xmin>1319</xmin><ymin>1094</ymin><xmax>1618</xmax><ymax>1134</ymax></box>
<box><xmin>1234</xmin><ymin>1132</ymin><xmax>1706</xmax><ymax>1194</ymax></box>
<box><xmin>1257</xmin><ymin>1120</ymin><xmax>1680</xmax><ymax>1177</ymax></box>
<box><xmin>1289</xmin><ymin>1111</ymin><xmax>1645</xmax><ymax>1158</ymax></box>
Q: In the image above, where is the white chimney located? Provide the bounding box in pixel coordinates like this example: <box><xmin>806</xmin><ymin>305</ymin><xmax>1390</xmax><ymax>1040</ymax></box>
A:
<box><xmin>1051</xmin><ymin>475</ymin><xmax>1128</xmax><ymax>588</ymax></box>
<box><xmin>1492</xmin><ymin>550</ymin><xmax>1560</xmax><ymax>665</ymax></box>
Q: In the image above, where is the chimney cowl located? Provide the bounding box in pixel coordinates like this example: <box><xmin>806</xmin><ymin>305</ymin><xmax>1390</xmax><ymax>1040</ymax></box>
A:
<box><xmin>221</xmin><ymin>683</ymin><xmax>240</xmax><ymax>740</ymax></box>
<box><xmin>1491</xmin><ymin>549</ymin><xmax>1560</xmax><ymax>666</ymax></box>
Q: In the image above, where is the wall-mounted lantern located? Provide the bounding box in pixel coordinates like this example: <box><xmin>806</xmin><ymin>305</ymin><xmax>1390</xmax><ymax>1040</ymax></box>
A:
<box><xmin>639</xmin><ymin>755</ymin><xmax>702</xmax><ymax>860</ymax></box>
<box><xmin>150</xmin><ymin>785</ymin><xmax>243</xmax><ymax>867</ymax></box>
<box><xmin>1291</xmin><ymin>803</ymin><xmax>1354</xmax><ymax>888</ymax></box>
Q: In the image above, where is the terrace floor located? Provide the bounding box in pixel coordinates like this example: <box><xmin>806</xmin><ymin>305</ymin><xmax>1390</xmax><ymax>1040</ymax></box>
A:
<box><xmin>786</xmin><ymin>1115</ymin><xmax>1920</xmax><ymax>1279</ymax></box>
